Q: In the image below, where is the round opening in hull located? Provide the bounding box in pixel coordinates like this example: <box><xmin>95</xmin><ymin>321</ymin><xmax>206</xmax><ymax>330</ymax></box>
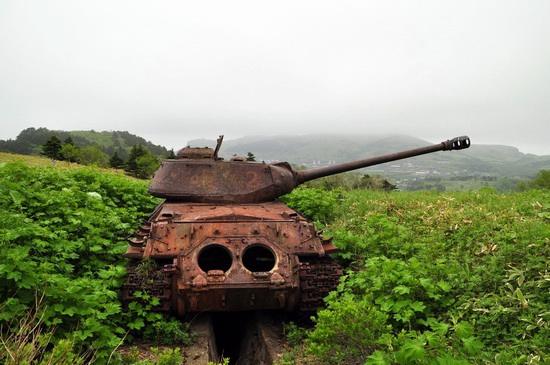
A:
<box><xmin>198</xmin><ymin>244</ymin><xmax>232</xmax><ymax>272</ymax></box>
<box><xmin>242</xmin><ymin>245</ymin><xmax>276</xmax><ymax>272</ymax></box>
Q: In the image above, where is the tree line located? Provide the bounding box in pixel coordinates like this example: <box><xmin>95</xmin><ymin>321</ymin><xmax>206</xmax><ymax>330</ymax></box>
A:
<box><xmin>41</xmin><ymin>135</ymin><xmax>175</xmax><ymax>178</ymax></box>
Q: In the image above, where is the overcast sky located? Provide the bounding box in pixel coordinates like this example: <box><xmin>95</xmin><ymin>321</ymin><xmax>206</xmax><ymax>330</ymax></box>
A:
<box><xmin>1</xmin><ymin>1</ymin><xmax>549</xmax><ymax>155</ymax></box>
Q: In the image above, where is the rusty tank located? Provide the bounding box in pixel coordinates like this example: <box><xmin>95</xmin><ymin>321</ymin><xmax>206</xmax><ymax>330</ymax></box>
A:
<box><xmin>122</xmin><ymin>135</ymin><xmax>471</xmax><ymax>317</ymax></box>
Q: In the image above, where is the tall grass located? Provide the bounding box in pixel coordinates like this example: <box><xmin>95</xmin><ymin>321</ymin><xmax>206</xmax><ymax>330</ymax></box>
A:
<box><xmin>1</xmin><ymin>293</ymin><xmax>93</xmax><ymax>365</ymax></box>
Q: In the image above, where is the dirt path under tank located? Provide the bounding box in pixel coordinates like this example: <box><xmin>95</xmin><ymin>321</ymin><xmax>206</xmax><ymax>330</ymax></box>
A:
<box><xmin>117</xmin><ymin>312</ymin><xmax>289</xmax><ymax>365</ymax></box>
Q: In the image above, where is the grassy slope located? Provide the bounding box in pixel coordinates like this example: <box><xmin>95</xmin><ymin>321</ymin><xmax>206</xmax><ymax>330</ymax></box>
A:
<box><xmin>0</xmin><ymin>152</ymin><xmax>135</xmax><ymax>177</ymax></box>
<box><xmin>0</xmin><ymin>151</ymin><xmax>81</xmax><ymax>168</ymax></box>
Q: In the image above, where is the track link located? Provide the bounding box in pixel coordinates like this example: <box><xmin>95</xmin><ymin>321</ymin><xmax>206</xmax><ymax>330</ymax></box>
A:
<box><xmin>298</xmin><ymin>257</ymin><xmax>343</xmax><ymax>311</ymax></box>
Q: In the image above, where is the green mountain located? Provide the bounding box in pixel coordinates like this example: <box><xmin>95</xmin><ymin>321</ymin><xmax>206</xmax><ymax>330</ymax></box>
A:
<box><xmin>0</xmin><ymin>127</ymin><xmax>169</xmax><ymax>160</ymax></box>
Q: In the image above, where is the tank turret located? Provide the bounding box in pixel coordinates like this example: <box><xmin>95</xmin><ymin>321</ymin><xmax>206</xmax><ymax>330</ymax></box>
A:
<box><xmin>122</xmin><ymin>135</ymin><xmax>471</xmax><ymax>317</ymax></box>
<box><xmin>148</xmin><ymin>135</ymin><xmax>470</xmax><ymax>203</ymax></box>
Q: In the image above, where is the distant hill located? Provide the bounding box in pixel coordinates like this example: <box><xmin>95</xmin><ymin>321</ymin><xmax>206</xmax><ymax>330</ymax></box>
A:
<box><xmin>0</xmin><ymin>127</ymin><xmax>170</xmax><ymax>160</ymax></box>
<box><xmin>3</xmin><ymin>129</ymin><xmax>548</xmax><ymax>191</ymax></box>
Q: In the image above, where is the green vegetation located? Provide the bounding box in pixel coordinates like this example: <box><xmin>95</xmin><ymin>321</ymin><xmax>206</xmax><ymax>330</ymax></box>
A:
<box><xmin>303</xmin><ymin>173</ymin><xmax>397</xmax><ymax>191</ymax></box>
<box><xmin>0</xmin><ymin>152</ymin><xmax>135</xmax><ymax>179</ymax></box>
<box><xmin>125</xmin><ymin>144</ymin><xmax>160</xmax><ymax>179</ymax></box>
<box><xmin>207</xmin><ymin>358</ymin><xmax>230</xmax><ymax>365</ymax></box>
<box><xmin>281</xmin><ymin>185</ymin><xmax>550</xmax><ymax>364</ymax></box>
<box><xmin>2</xmin><ymin>152</ymin><xmax>548</xmax><ymax>364</ymax></box>
<box><xmin>0</xmin><ymin>161</ymin><xmax>195</xmax><ymax>363</ymax></box>
<box><xmin>0</xmin><ymin>128</ymin><xmax>169</xmax><ymax>160</ymax></box>
<box><xmin>112</xmin><ymin>347</ymin><xmax>185</xmax><ymax>365</ymax></box>
<box><xmin>39</xmin><ymin>135</ymin><xmax>161</xmax><ymax>179</ymax></box>
<box><xmin>518</xmin><ymin>170</ymin><xmax>550</xmax><ymax>191</ymax></box>
<box><xmin>279</xmin><ymin>187</ymin><xmax>341</xmax><ymax>224</ymax></box>
<box><xmin>1</xmin><ymin>128</ymin><xmax>170</xmax><ymax>178</ymax></box>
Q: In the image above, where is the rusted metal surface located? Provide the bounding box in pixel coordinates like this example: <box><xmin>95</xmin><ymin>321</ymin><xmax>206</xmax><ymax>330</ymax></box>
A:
<box><xmin>122</xmin><ymin>202</ymin><xmax>342</xmax><ymax>315</ymax></box>
<box><xmin>122</xmin><ymin>135</ymin><xmax>470</xmax><ymax>316</ymax></box>
<box><xmin>148</xmin><ymin>160</ymin><xmax>296</xmax><ymax>203</ymax></box>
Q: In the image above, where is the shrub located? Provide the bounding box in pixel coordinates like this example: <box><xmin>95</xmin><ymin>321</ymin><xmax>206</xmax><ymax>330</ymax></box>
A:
<box><xmin>306</xmin><ymin>293</ymin><xmax>390</xmax><ymax>364</ymax></box>
<box><xmin>279</xmin><ymin>187</ymin><xmax>341</xmax><ymax>224</ymax></box>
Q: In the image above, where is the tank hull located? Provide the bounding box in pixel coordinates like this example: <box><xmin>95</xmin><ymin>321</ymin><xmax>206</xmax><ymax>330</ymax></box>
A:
<box><xmin>121</xmin><ymin>201</ymin><xmax>342</xmax><ymax>316</ymax></box>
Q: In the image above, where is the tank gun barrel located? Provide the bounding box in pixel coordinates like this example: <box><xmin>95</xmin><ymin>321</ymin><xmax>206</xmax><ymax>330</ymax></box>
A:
<box><xmin>296</xmin><ymin>136</ymin><xmax>470</xmax><ymax>184</ymax></box>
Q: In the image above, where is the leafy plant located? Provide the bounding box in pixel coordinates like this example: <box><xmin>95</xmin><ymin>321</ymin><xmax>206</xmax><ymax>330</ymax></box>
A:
<box><xmin>149</xmin><ymin>347</ymin><xmax>184</xmax><ymax>365</ymax></box>
<box><xmin>282</xmin><ymin>322</ymin><xmax>309</xmax><ymax>347</ymax></box>
<box><xmin>207</xmin><ymin>357</ymin><xmax>230</xmax><ymax>365</ymax></box>
<box><xmin>0</xmin><ymin>162</ymin><xmax>160</xmax><ymax>360</ymax></box>
<box><xmin>279</xmin><ymin>186</ymin><xmax>341</xmax><ymax>224</ymax></box>
<box><xmin>302</xmin><ymin>188</ymin><xmax>549</xmax><ymax>363</ymax></box>
<box><xmin>306</xmin><ymin>294</ymin><xmax>390</xmax><ymax>364</ymax></box>
<box><xmin>143</xmin><ymin>318</ymin><xmax>192</xmax><ymax>346</ymax></box>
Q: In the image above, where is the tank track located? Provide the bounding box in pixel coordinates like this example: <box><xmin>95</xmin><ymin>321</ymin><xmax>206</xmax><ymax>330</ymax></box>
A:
<box><xmin>298</xmin><ymin>257</ymin><xmax>343</xmax><ymax>311</ymax></box>
<box><xmin>122</xmin><ymin>259</ymin><xmax>179</xmax><ymax>313</ymax></box>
